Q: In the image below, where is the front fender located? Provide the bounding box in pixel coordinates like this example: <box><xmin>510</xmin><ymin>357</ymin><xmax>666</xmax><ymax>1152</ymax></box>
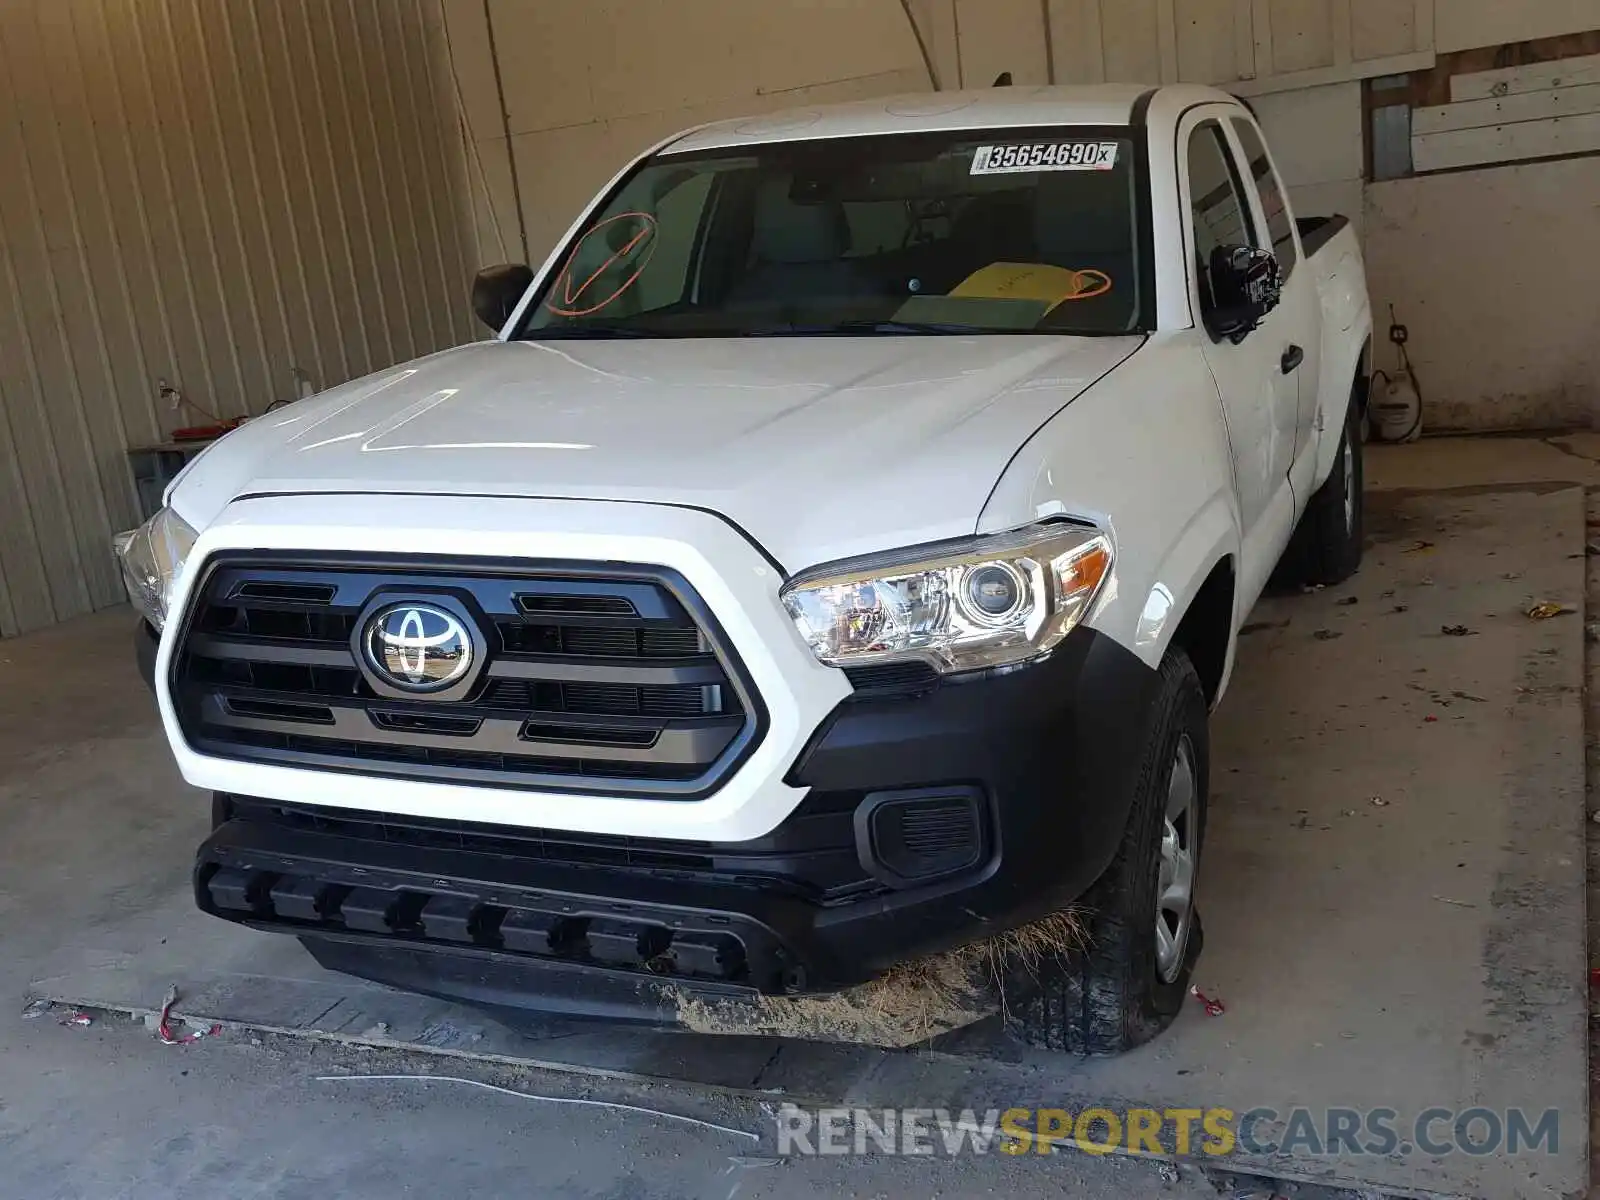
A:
<box><xmin>1131</xmin><ymin>493</ymin><xmax>1238</xmax><ymax>683</ymax></box>
<box><xmin>978</xmin><ymin>333</ymin><xmax>1242</xmax><ymax>673</ymax></box>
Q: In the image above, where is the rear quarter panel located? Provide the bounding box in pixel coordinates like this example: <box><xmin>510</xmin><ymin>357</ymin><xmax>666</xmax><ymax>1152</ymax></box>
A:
<box><xmin>1309</xmin><ymin>223</ymin><xmax>1373</xmax><ymax>488</ymax></box>
<box><xmin>978</xmin><ymin>333</ymin><xmax>1242</xmax><ymax>675</ymax></box>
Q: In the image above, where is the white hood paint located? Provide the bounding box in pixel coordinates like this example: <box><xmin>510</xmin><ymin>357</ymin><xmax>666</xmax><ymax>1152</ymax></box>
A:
<box><xmin>172</xmin><ymin>335</ymin><xmax>1142</xmax><ymax>571</ymax></box>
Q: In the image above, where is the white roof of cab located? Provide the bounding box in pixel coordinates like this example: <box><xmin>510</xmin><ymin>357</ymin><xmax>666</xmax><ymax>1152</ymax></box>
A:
<box><xmin>666</xmin><ymin>84</ymin><xmax>1241</xmax><ymax>153</ymax></box>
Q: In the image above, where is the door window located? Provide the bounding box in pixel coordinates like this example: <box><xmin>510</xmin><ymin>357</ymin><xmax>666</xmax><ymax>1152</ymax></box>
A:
<box><xmin>1231</xmin><ymin>118</ymin><xmax>1297</xmax><ymax>277</ymax></box>
<box><xmin>1186</xmin><ymin>122</ymin><xmax>1257</xmax><ymax>326</ymax></box>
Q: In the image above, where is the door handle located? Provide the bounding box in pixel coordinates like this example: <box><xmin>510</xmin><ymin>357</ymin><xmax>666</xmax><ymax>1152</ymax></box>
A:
<box><xmin>1281</xmin><ymin>345</ymin><xmax>1305</xmax><ymax>375</ymax></box>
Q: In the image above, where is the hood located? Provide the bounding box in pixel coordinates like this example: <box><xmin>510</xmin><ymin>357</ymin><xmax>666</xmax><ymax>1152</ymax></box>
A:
<box><xmin>171</xmin><ymin>335</ymin><xmax>1142</xmax><ymax>571</ymax></box>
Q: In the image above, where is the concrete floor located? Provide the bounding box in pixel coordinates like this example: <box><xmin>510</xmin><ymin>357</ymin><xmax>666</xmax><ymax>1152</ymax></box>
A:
<box><xmin>3</xmin><ymin>434</ymin><xmax>1594</xmax><ymax>1199</ymax></box>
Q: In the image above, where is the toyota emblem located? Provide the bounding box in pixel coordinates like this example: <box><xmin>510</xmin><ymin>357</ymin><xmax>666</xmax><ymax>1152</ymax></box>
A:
<box><xmin>362</xmin><ymin>603</ymin><xmax>474</xmax><ymax>692</ymax></box>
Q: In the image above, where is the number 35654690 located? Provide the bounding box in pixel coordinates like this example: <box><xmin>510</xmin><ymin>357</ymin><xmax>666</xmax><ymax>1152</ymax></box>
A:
<box><xmin>971</xmin><ymin>141</ymin><xmax>1119</xmax><ymax>174</ymax></box>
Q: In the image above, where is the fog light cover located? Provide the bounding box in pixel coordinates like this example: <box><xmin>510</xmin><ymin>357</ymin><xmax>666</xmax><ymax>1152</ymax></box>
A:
<box><xmin>856</xmin><ymin>787</ymin><xmax>986</xmax><ymax>888</ymax></box>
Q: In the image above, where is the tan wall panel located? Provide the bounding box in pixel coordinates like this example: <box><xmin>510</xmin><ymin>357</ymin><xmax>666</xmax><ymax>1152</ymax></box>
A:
<box><xmin>510</xmin><ymin>122</ymin><xmax>625</xmax><ymax>268</ymax></box>
<box><xmin>1250</xmin><ymin>80</ymin><xmax>1364</xmax><ymax>235</ymax></box>
<box><xmin>1365</xmin><ymin>157</ymin><xmax>1600</xmax><ymax>431</ymax></box>
<box><xmin>953</xmin><ymin>0</ymin><xmax>1051</xmax><ymax>86</ymax></box>
<box><xmin>1101</xmin><ymin>0</ymin><xmax>1164</xmax><ymax>82</ymax></box>
<box><xmin>759</xmin><ymin>65</ymin><xmax>930</xmax><ymax>103</ymax></box>
<box><xmin>1268</xmin><ymin>0</ymin><xmax>1335</xmax><ymax>73</ymax></box>
<box><xmin>589</xmin><ymin>11</ymin><xmax>729</xmax><ymax>126</ymax></box>
<box><xmin>1350</xmin><ymin>0</ymin><xmax>1418</xmax><ymax>60</ymax></box>
<box><xmin>1047</xmin><ymin>0</ymin><xmax>1108</xmax><ymax>83</ymax></box>
<box><xmin>462</xmin><ymin>0</ymin><xmax>930</xmax><ymax>267</ymax></box>
<box><xmin>1175</xmin><ymin>0</ymin><xmax>1249</xmax><ymax>83</ymax></box>
<box><xmin>0</xmin><ymin>0</ymin><xmax>473</xmax><ymax>636</ymax></box>
<box><xmin>472</xmin><ymin>135</ymin><xmax>533</xmax><ymax>267</ymax></box>
<box><xmin>1251</xmin><ymin>80</ymin><xmax>1363</xmax><ymax>185</ymax></box>
<box><xmin>492</xmin><ymin>2</ymin><xmax>600</xmax><ymax>134</ymax></box>
<box><xmin>439</xmin><ymin>0</ymin><xmax>511</xmax><ymax>134</ymax></box>
<box><xmin>1435</xmin><ymin>0</ymin><xmax>1600</xmax><ymax>54</ymax></box>
<box><xmin>746</xmin><ymin>0</ymin><xmax>922</xmax><ymax>94</ymax></box>
<box><xmin>908</xmin><ymin>0</ymin><xmax>962</xmax><ymax>88</ymax></box>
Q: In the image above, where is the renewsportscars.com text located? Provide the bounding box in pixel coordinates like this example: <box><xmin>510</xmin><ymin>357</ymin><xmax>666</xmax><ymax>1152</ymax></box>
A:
<box><xmin>773</xmin><ymin>1105</ymin><xmax>1561</xmax><ymax>1158</ymax></box>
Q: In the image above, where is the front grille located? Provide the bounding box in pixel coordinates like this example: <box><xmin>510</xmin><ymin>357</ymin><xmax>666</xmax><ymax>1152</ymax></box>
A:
<box><xmin>170</xmin><ymin>555</ymin><xmax>765</xmax><ymax>797</ymax></box>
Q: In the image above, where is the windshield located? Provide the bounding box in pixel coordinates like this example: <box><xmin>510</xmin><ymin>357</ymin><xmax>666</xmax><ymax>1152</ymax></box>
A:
<box><xmin>520</xmin><ymin>128</ymin><xmax>1147</xmax><ymax>339</ymax></box>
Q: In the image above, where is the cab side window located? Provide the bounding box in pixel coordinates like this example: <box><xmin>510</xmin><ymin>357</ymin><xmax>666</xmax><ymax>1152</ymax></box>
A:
<box><xmin>1231</xmin><ymin>118</ymin><xmax>1297</xmax><ymax>277</ymax></box>
<box><xmin>1186</xmin><ymin>121</ymin><xmax>1257</xmax><ymax>326</ymax></box>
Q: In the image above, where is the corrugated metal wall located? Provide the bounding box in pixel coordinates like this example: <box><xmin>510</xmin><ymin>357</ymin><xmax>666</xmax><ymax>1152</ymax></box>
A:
<box><xmin>0</xmin><ymin>0</ymin><xmax>477</xmax><ymax>638</ymax></box>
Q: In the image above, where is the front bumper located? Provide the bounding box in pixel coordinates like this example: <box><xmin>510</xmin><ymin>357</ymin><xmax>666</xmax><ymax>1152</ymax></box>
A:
<box><xmin>193</xmin><ymin>627</ymin><xmax>1158</xmax><ymax>1017</ymax></box>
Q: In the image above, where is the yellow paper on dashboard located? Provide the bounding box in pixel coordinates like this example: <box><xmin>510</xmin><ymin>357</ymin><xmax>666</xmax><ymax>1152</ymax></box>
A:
<box><xmin>949</xmin><ymin>263</ymin><xmax>1111</xmax><ymax>313</ymax></box>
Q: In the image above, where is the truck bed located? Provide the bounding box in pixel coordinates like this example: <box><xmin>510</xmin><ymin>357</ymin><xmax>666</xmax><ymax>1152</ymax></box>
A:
<box><xmin>1297</xmin><ymin>214</ymin><xmax>1351</xmax><ymax>258</ymax></box>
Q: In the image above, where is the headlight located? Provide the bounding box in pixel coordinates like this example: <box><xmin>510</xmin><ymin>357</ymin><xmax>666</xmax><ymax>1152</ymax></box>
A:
<box><xmin>780</xmin><ymin>522</ymin><xmax>1113</xmax><ymax>673</ymax></box>
<box><xmin>114</xmin><ymin>507</ymin><xmax>199</xmax><ymax>632</ymax></box>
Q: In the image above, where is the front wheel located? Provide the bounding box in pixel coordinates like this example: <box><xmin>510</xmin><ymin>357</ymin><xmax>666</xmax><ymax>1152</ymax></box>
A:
<box><xmin>1000</xmin><ymin>649</ymin><xmax>1209</xmax><ymax>1055</ymax></box>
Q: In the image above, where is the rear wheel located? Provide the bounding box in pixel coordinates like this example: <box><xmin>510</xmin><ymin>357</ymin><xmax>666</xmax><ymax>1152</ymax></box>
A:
<box><xmin>1285</xmin><ymin>391</ymin><xmax>1365</xmax><ymax>586</ymax></box>
<box><xmin>1001</xmin><ymin>649</ymin><xmax>1208</xmax><ymax>1055</ymax></box>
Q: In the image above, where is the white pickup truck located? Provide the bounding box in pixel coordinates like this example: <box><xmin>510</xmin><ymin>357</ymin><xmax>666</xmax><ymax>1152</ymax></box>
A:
<box><xmin>121</xmin><ymin>84</ymin><xmax>1370</xmax><ymax>1055</ymax></box>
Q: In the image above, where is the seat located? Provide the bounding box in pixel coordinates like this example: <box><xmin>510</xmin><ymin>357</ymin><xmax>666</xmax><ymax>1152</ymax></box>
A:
<box><xmin>949</xmin><ymin>190</ymin><xmax>1037</xmax><ymax>269</ymax></box>
<box><xmin>727</xmin><ymin>179</ymin><xmax>870</xmax><ymax>306</ymax></box>
<box><xmin>1032</xmin><ymin>170</ymin><xmax>1134</xmax><ymax>280</ymax></box>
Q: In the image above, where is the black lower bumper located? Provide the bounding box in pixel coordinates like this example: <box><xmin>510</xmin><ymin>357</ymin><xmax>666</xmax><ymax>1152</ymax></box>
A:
<box><xmin>193</xmin><ymin>627</ymin><xmax>1158</xmax><ymax>1018</ymax></box>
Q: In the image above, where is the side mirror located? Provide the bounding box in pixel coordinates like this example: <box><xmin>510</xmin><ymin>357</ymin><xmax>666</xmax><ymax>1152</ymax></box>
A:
<box><xmin>471</xmin><ymin>263</ymin><xmax>534</xmax><ymax>332</ymax></box>
<box><xmin>1207</xmin><ymin>245</ymin><xmax>1282</xmax><ymax>343</ymax></box>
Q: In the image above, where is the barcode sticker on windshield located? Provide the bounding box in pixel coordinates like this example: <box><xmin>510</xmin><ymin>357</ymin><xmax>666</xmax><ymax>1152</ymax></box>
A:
<box><xmin>970</xmin><ymin>142</ymin><xmax>1119</xmax><ymax>174</ymax></box>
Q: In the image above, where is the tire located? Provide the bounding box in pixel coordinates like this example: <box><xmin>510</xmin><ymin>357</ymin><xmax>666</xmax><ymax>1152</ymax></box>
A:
<box><xmin>1285</xmin><ymin>390</ymin><xmax>1365</xmax><ymax>587</ymax></box>
<box><xmin>1001</xmin><ymin>649</ymin><xmax>1209</xmax><ymax>1056</ymax></box>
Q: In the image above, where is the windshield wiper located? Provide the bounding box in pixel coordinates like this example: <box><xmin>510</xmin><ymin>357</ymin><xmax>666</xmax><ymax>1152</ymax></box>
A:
<box><xmin>764</xmin><ymin>320</ymin><xmax>992</xmax><ymax>336</ymax></box>
<box><xmin>524</xmin><ymin>324</ymin><xmax>658</xmax><ymax>340</ymax></box>
<box><xmin>524</xmin><ymin>320</ymin><xmax>1002</xmax><ymax>339</ymax></box>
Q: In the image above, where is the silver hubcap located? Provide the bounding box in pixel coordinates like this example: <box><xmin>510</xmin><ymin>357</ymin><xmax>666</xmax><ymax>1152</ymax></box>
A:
<box><xmin>1342</xmin><ymin>437</ymin><xmax>1355</xmax><ymax>533</ymax></box>
<box><xmin>1155</xmin><ymin>735</ymin><xmax>1198</xmax><ymax>984</ymax></box>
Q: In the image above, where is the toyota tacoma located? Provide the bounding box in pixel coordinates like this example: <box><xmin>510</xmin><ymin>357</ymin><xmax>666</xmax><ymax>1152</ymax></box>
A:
<box><xmin>121</xmin><ymin>84</ymin><xmax>1370</xmax><ymax>1055</ymax></box>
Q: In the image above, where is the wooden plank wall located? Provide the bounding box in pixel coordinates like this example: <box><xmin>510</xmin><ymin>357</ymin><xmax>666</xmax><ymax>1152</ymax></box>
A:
<box><xmin>1361</xmin><ymin>29</ymin><xmax>1600</xmax><ymax>178</ymax></box>
<box><xmin>1412</xmin><ymin>47</ymin><xmax>1600</xmax><ymax>170</ymax></box>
